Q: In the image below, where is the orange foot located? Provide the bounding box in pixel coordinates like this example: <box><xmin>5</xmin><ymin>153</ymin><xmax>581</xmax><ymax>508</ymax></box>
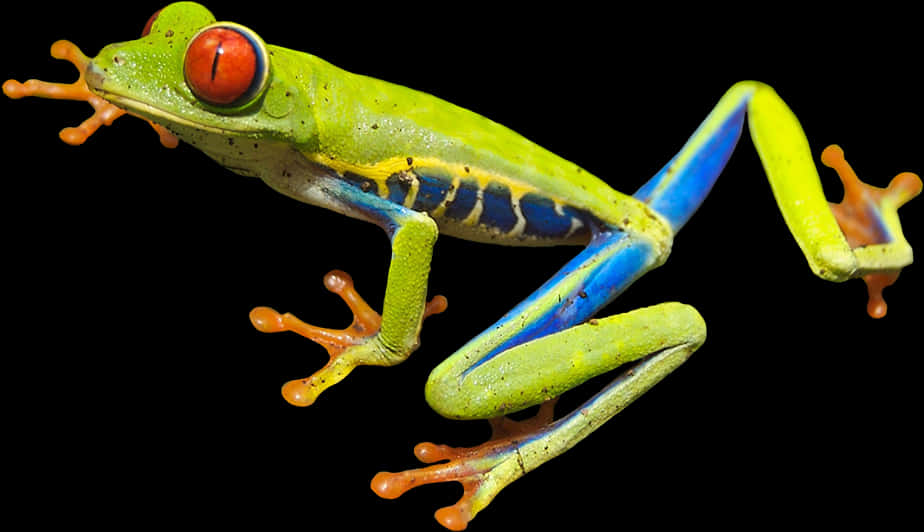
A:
<box><xmin>821</xmin><ymin>145</ymin><xmax>921</xmax><ymax>318</ymax></box>
<box><xmin>250</xmin><ymin>270</ymin><xmax>447</xmax><ymax>406</ymax></box>
<box><xmin>372</xmin><ymin>399</ymin><xmax>558</xmax><ymax>531</ymax></box>
<box><xmin>3</xmin><ymin>40</ymin><xmax>177</xmax><ymax>147</ymax></box>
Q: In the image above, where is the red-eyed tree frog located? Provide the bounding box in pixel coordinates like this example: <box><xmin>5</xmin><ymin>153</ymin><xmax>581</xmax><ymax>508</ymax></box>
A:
<box><xmin>4</xmin><ymin>3</ymin><xmax>920</xmax><ymax>529</ymax></box>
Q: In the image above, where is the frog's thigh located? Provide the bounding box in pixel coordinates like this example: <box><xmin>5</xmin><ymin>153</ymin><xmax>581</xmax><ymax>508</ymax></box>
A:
<box><xmin>425</xmin><ymin>302</ymin><xmax>706</xmax><ymax>420</ymax></box>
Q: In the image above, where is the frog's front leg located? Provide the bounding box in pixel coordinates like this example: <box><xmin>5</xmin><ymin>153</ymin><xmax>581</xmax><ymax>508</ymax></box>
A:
<box><xmin>250</xmin><ymin>177</ymin><xmax>447</xmax><ymax>406</ymax></box>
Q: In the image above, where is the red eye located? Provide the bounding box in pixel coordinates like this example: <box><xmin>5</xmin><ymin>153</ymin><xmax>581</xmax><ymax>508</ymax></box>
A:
<box><xmin>184</xmin><ymin>25</ymin><xmax>269</xmax><ymax>107</ymax></box>
<box><xmin>141</xmin><ymin>9</ymin><xmax>162</xmax><ymax>37</ymax></box>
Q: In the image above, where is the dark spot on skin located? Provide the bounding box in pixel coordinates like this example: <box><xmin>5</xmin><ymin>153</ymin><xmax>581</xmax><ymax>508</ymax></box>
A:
<box><xmin>360</xmin><ymin>181</ymin><xmax>372</xmax><ymax>192</ymax></box>
<box><xmin>464</xmin><ymin>166</ymin><xmax>470</xmax><ymax>173</ymax></box>
<box><xmin>407</xmin><ymin>157</ymin><xmax>414</xmax><ymax>166</ymax></box>
<box><xmin>589</xmin><ymin>318</ymin><xmax>599</xmax><ymax>325</ymax></box>
<box><xmin>254</xmin><ymin>143</ymin><xmax>259</xmax><ymax>149</ymax></box>
<box><xmin>622</xmin><ymin>217</ymin><xmax>630</xmax><ymax>226</ymax></box>
<box><xmin>578</xmin><ymin>290</ymin><xmax>587</xmax><ymax>299</ymax></box>
<box><xmin>165</xmin><ymin>30</ymin><xmax>174</xmax><ymax>38</ymax></box>
<box><xmin>285</xmin><ymin>91</ymin><xmax>291</xmax><ymax>97</ymax></box>
<box><xmin>228</xmin><ymin>138</ymin><xmax>235</xmax><ymax>146</ymax></box>
<box><xmin>371</xmin><ymin>124</ymin><xmax>379</xmax><ymax>130</ymax></box>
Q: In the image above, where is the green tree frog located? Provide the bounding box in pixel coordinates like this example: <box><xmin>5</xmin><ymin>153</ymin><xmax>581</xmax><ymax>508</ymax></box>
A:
<box><xmin>4</xmin><ymin>3</ymin><xmax>920</xmax><ymax>529</ymax></box>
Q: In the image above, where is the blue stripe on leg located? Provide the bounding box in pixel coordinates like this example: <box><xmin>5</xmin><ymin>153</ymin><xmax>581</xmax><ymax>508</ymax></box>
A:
<box><xmin>634</xmin><ymin>101</ymin><xmax>747</xmax><ymax>231</ymax></box>
<box><xmin>462</xmin><ymin>231</ymin><xmax>657</xmax><ymax>377</ymax></box>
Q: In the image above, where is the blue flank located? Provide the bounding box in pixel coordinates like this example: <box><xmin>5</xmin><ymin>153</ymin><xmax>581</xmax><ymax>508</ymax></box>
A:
<box><xmin>479</xmin><ymin>183</ymin><xmax>517</xmax><ymax>232</ymax></box>
<box><xmin>520</xmin><ymin>193</ymin><xmax>580</xmax><ymax>238</ymax></box>
<box><xmin>444</xmin><ymin>178</ymin><xmax>479</xmax><ymax>220</ymax></box>
<box><xmin>412</xmin><ymin>173</ymin><xmax>451</xmax><ymax>212</ymax></box>
<box><xmin>386</xmin><ymin>172</ymin><xmax>412</xmax><ymax>205</ymax></box>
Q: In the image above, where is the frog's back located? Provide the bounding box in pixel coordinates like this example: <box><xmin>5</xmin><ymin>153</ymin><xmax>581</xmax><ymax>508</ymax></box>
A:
<box><xmin>297</xmin><ymin>52</ymin><xmax>655</xmax><ymax>246</ymax></box>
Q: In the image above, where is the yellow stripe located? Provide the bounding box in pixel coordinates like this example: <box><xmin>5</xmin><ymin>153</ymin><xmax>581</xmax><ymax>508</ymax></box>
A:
<box><xmin>306</xmin><ymin>152</ymin><xmax>550</xmax><ymax>204</ymax></box>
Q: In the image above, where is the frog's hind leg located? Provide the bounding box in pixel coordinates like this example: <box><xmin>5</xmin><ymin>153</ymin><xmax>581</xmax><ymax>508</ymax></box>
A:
<box><xmin>372</xmin><ymin>301</ymin><xmax>705</xmax><ymax>530</ymax></box>
<box><xmin>636</xmin><ymin>81</ymin><xmax>920</xmax><ymax>316</ymax></box>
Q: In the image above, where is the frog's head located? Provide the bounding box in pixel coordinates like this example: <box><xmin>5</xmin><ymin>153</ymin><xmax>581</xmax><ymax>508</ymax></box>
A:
<box><xmin>84</xmin><ymin>2</ymin><xmax>315</xmax><ymax>152</ymax></box>
<box><xmin>3</xmin><ymin>2</ymin><xmax>317</xmax><ymax>156</ymax></box>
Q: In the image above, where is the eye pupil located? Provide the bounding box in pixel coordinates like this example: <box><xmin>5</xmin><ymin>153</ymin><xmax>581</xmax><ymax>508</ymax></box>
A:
<box><xmin>184</xmin><ymin>26</ymin><xmax>266</xmax><ymax>107</ymax></box>
<box><xmin>211</xmin><ymin>42</ymin><xmax>224</xmax><ymax>81</ymax></box>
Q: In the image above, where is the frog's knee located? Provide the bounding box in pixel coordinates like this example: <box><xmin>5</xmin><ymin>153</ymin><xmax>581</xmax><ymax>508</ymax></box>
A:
<box><xmin>424</xmin><ymin>370</ymin><xmax>480</xmax><ymax>420</ymax></box>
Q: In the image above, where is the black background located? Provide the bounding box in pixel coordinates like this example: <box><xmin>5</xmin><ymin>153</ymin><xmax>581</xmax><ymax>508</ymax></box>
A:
<box><xmin>4</xmin><ymin>3</ymin><xmax>921</xmax><ymax>530</ymax></box>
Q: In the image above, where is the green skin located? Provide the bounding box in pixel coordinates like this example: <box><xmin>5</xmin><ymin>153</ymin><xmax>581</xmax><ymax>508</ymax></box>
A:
<box><xmin>16</xmin><ymin>2</ymin><xmax>916</xmax><ymax>529</ymax></box>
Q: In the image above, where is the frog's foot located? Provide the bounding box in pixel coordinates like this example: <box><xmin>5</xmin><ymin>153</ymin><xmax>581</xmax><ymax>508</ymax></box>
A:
<box><xmin>821</xmin><ymin>145</ymin><xmax>921</xmax><ymax>317</ymax></box>
<box><xmin>250</xmin><ymin>270</ymin><xmax>447</xmax><ymax>406</ymax></box>
<box><xmin>371</xmin><ymin>399</ymin><xmax>558</xmax><ymax>531</ymax></box>
<box><xmin>3</xmin><ymin>40</ymin><xmax>178</xmax><ymax>148</ymax></box>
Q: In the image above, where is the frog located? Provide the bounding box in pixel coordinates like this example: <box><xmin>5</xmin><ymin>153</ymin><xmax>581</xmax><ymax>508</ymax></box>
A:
<box><xmin>4</xmin><ymin>3</ymin><xmax>920</xmax><ymax>530</ymax></box>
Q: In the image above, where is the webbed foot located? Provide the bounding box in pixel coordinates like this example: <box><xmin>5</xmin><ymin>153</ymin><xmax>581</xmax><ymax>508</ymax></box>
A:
<box><xmin>251</xmin><ymin>270</ymin><xmax>447</xmax><ymax>406</ymax></box>
<box><xmin>371</xmin><ymin>399</ymin><xmax>558</xmax><ymax>530</ymax></box>
<box><xmin>822</xmin><ymin>145</ymin><xmax>921</xmax><ymax>317</ymax></box>
<box><xmin>3</xmin><ymin>40</ymin><xmax>177</xmax><ymax>147</ymax></box>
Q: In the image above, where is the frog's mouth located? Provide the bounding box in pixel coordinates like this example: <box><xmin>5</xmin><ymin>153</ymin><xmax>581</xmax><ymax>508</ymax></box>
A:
<box><xmin>85</xmin><ymin>61</ymin><xmax>232</xmax><ymax>137</ymax></box>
